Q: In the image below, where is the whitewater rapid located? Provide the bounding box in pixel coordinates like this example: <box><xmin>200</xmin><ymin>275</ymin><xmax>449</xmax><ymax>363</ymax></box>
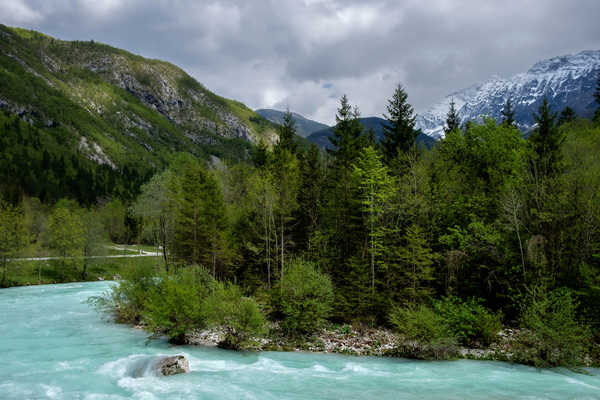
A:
<box><xmin>1</xmin><ymin>282</ymin><xmax>599</xmax><ymax>399</ymax></box>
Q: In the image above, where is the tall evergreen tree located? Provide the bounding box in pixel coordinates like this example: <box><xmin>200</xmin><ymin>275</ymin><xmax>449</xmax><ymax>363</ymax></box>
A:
<box><xmin>277</xmin><ymin>109</ymin><xmax>297</xmax><ymax>154</ymax></box>
<box><xmin>530</xmin><ymin>97</ymin><xmax>562</xmax><ymax>175</ymax></box>
<box><xmin>352</xmin><ymin>146</ymin><xmax>393</xmax><ymax>299</ymax></box>
<box><xmin>296</xmin><ymin>144</ymin><xmax>324</xmax><ymax>251</ymax></box>
<box><xmin>558</xmin><ymin>106</ymin><xmax>576</xmax><ymax>126</ymax></box>
<box><xmin>326</xmin><ymin>95</ymin><xmax>365</xmax><ymax>260</ymax></box>
<box><xmin>444</xmin><ymin>98</ymin><xmax>461</xmax><ymax>135</ymax></box>
<box><xmin>501</xmin><ymin>98</ymin><xmax>516</xmax><ymax>127</ymax></box>
<box><xmin>381</xmin><ymin>84</ymin><xmax>417</xmax><ymax>161</ymax></box>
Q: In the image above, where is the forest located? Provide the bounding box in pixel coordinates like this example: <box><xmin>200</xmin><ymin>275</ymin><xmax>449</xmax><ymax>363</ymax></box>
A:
<box><xmin>2</xmin><ymin>76</ymin><xmax>600</xmax><ymax>368</ymax></box>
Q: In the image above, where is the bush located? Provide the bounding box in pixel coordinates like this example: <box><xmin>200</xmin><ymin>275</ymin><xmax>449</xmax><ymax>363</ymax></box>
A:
<box><xmin>434</xmin><ymin>296</ymin><xmax>503</xmax><ymax>346</ymax></box>
<box><xmin>98</xmin><ymin>260</ymin><xmax>157</xmax><ymax>324</ymax></box>
<box><xmin>512</xmin><ymin>286</ymin><xmax>591</xmax><ymax>368</ymax></box>
<box><xmin>278</xmin><ymin>259</ymin><xmax>334</xmax><ymax>336</ymax></box>
<box><xmin>389</xmin><ymin>304</ymin><xmax>459</xmax><ymax>360</ymax></box>
<box><xmin>204</xmin><ymin>283</ymin><xmax>266</xmax><ymax>350</ymax></box>
<box><xmin>142</xmin><ymin>267</ymin><xmax>214</xmax><ymax>344</ymax></box>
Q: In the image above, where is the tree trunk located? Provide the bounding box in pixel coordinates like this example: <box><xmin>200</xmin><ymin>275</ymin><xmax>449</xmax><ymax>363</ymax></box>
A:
<box><xmin>280</xmin><ymin>214</ymin><xmax>284</xmax><ymax>293</ymax></box>
<box><xmin>160</xmin><ymin>216</ymin><xmax>169</xmax><ymax>273</ymax></box>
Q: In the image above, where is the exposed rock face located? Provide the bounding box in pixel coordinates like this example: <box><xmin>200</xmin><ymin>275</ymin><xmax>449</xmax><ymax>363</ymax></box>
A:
<box><xmin>153</xmin><ymin>355</ymin><xmax>190</xmax><ymax>376</ymax></box>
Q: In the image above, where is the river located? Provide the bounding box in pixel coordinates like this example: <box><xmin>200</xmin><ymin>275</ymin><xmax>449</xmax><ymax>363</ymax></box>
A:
<box><xmin>1</xmin><ymin>282</ymin><xmax>599</xmax><ymax>399</ymax></box>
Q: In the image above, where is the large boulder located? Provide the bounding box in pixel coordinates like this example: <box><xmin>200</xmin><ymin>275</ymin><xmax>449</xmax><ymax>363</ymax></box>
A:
<box><xmin>153</xmin><ymin>355</ymin><xmax>190</xmax><ymax>376</ymax></box>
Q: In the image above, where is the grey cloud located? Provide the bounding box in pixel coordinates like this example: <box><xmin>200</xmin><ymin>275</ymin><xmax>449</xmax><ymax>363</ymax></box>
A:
<box><xmin>1</xmin><ymin>0</ymin><xmax>599</xmax><ymax>125</ymax></box>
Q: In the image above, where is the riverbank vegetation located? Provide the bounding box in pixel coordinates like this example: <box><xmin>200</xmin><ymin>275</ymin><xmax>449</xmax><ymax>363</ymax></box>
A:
<box><xmin>3</xmin><ymin>79</ymin><xmax>600</xmax><ymax>368</ymax></box>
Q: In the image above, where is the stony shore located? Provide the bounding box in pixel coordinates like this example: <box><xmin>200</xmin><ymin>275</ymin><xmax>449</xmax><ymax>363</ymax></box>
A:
<box><xmin>184</xmin><ymin>324</ymin><xmax>518</xmax><ymax>361</ymax></box>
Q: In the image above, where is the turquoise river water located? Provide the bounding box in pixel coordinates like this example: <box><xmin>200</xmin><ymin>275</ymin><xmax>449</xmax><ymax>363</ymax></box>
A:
<box><xmin>1</xmin><ymin>281</ymin><xmax>599</xmax><ymax>399</ymax></box>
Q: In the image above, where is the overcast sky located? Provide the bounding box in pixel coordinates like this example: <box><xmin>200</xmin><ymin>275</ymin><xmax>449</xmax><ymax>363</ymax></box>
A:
<box><xmin>2</xmin><ymin>0</ymin><xmax>600</xmax><ymax>125</ymax></box>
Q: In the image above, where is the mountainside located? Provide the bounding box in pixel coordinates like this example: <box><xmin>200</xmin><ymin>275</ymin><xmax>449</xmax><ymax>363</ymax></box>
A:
<box><xmin>256</xmin><ymin>108</ymin><xmax>329</xmax><ymax>138</ymax></box>
<box><xmin>0</xmin><ymin>25</ymin><xmax>277</xmax><ymax>202</ymax></box>
<box><xmin>307</xmin><ymin>116</ymin><xmax>437</xmax><ymax>150</ymax></box>
<box><xmin>417</xmin><ymin>50</ymin><xmax>600</xmax><ymax>138</ymax></box>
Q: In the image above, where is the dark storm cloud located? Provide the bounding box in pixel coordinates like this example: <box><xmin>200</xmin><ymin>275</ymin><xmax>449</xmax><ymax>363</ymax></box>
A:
<box><xmin>2</xmin><ymin>0</ymin><xmax>600</xmax><ymax>124</ymax></box>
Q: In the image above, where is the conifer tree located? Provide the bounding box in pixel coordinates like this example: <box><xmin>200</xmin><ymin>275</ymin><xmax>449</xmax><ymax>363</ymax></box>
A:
<box><xmin>558</xmin><ymin>106</ymin><xmax>576</xmax><ymax>126</ymax></box>
<box><xmin>530</xmin><ymin>97</ymin><xmax>562</xmax><ymax>175</ymax></box>
<box><xmin>296</xmin><ymin>144</ymin><xmax>323</xmax><ymax>250</ymax></box>
<box><xmin>501</xmin><ymin>98</ymin><xmax>516</xmax><ymax>127</ymax></box>
<box><xmin>352</xmin><ymin>146</ymin><xmax>393</xmax><ymax>298</ymax></box>
<box><xmin>270</xmin><ymin>148</ymin><xmax>300</xmax><ymax>290</ymax></box>
<box><xmin>444</xmin><ymin>99</ymin><xmax>460</xmax><ymax>135</ymax></box>
<box><xmin>382</xmin><ymin>84</ymin><xmax>417</xmax><ymax>161</ymax></box>
<box><xmin>395</xmin><ymin>224</ymin><xmax>436</xmax><ymax>305</ymax></box>
<box><xmin>277</xmin><ymin>109</ymin><xmax>297</xmax><ymax>154</ymax></box>
<box><xmin>326</xmin><ymin>95</ymin><xmax>365</xmax><ymax>260</ymax></box>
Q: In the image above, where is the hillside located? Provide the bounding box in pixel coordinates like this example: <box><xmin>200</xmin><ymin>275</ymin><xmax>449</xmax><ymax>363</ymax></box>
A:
<box><xmin>416</xmin><ymin>50</ymin><xmax>600</xmax><ymax>138</ymax></box>
<box><xmin>256</xmin><ymin>109</ymin><xmax>329</xmax><ymax>138</ymax></box>
<box><xmin>0</xmin><ymin>25</ymin><xmax>278</xmax><ymax>202</ymax></box>
<box><xmin>307</xmin><ymin>116</ymin><xmax>437</xmax><ymax>150</ymax></box>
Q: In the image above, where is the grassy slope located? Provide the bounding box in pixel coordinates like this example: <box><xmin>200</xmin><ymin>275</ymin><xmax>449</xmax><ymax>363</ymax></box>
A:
<box><xmin>0</xmin><ymin>25</ymin><xmax>279</xmax><ymax>174</ymax></box>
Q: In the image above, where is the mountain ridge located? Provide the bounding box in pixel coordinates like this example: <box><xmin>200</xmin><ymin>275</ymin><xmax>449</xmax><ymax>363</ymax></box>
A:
<box><xmin>416</xmin><ymin>49</ymin><xmax>600</xmax><ymax>138</ymax></box>
<box><xmin>256</xmin><ymin>108</ymin><xmax>329</xmax><ymax>138</ymax></box>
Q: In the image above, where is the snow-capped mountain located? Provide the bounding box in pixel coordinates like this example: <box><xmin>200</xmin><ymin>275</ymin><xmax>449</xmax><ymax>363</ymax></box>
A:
<box><xmin>416</xmin><ymin>50</ymin><xmax>600</xmax><ymax>138</ymax></box>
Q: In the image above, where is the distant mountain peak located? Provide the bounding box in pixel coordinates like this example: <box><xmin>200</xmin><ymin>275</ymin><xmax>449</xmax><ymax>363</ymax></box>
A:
<box><xmin>255</xmin><ymin>109</ymin><xmax>329</xmax><ymax>138</ymax></box>
<box><xmin>416</xmin><ymin>49</ymin><xmax>600</xmax><ymax>138</ymax></box>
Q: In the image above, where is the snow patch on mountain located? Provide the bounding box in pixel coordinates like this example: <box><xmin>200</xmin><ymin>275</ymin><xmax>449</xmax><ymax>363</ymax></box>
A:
<box><xmin>416</xmin><ymin>50</ymin><xmax>600</xmax><ymax>138</ymax></box>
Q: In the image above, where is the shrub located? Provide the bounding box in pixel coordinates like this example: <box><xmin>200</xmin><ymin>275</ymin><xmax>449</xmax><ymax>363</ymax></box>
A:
<box><xmin>142</xmin><ymin>267</ymin><xmax>214</xmax><ymax>344</ymax></box>
<box><xmin>388</xmin><ymin>304</ymin><xmax>459</xmax><ymax>360</ymax></box>
<box><xmin>204</xmin><ymin>283</ymin><xmax>266</xmax><ymax>350</ymax></box>
<box><xmin>97</xmin><ymin>260</ymin><xmax>157</xmax><ymax>324</ymax></box>
<box><xmin>278</xmin><ymin>259</ymin><xmax>334</xmax><ymax>336</ymax></box>
<box><xmin>512</xmin><ymin>286</ymin><xmax>591</xmax><ymax>368</ymax></box>
<box><xmin>434</xmin><ymin>296</ymin><xmax>503</xmax><ymax>346</ymax></box>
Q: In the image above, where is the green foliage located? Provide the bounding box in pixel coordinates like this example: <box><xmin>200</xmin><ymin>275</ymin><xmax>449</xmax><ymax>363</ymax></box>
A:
<box><xmin>434</xmin><ymin>296</ymin><xmax>502</xmax><ymax>346</ymax></box>
<box><xmin>0</xmin><ymin>202</ymin><xmax>28</xmax><ymax>286</ymax></box>
<box><xmin>204</xmin><ymin>283</ymin><xmax>266</xmax><ymax>349</ymax></box>
<box><xmin>444</xmin><ymin>99</ymin><xmax>460</xmax><ymax>135</ymax></box>
<box><xmin>529</xmin><ymin>97</ymin><xmax>563</xmax><ymax>176</ymax></box>
<box><xmin>381</xmin><ymin>83</ymin><xmax>417</xmax><ymax>159</ymax></box>
<box><xmin>388</xmin><ymin>304</ymin><xmax>459</xmax><ymax>360</ymax></box>
<box><xmin>142</xmin><ymin>267</ymin><xmax>214</xmax><ymax>343</ymax></box>
<box><xmin>101</xmin><ymin>260</ymin><xmax>159</xmax><ymax>324</ymax></box>
<box><xmin>513</xmin><ymin>286</ymin><xmax>592</xmax><ymax>368</ymax></box>
<box><xmin>45</xmin><ymin>202</ymin><xmax>85</xmax><ymax>280</ymax></box>
<box><xmin>501</xmin><ymin>98</ymin><xmax>515</xmax><ymax>127</ymax></box>
<box><xmin>278</xmin><ymin>259</ymin><xmax>334</xmax><ymax>336</ymax></box>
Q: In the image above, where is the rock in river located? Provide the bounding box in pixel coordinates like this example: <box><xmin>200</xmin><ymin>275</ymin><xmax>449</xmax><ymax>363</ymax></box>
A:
<box><xmin>154</xmin><ymin>355</ymin><xmax>190</xmax><ymax>376</ymax></box>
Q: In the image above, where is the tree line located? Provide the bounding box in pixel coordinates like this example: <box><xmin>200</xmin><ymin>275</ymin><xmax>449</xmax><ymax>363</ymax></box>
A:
<box><xmin>2</xmin><ymin>72</ymin><xmax>600</xmax><ymax>366</ymax></box>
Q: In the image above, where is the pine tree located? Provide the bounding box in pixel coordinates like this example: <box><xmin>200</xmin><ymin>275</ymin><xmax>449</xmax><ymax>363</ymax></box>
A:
<box><xmin>326</xmin><ymin>95</ymin><xmax>365</xmax><ymax>260</ymax></box>
<box><xmin>395</xmin><ymin>224</ymin><xmax>436</xmax><ymax>305</ymax></box>
<box><xmin>530</xmin><ymin>97</ymin><xmax>562</xmax><ymax>175</ymax></box>
<box><xmin>501</xmin><ymin>98</ymin><xmax>516</xmax><ymax>127</ymax></box>
<box><xmin>270</xmin><ymin>148</ymin><xmax>300</xmax><ymax>290</ymax></box>
<box><xmin>296</xmin><ymin>144</ymin><xmax>323</xmax><ymax>250</ymax></box>
<box><xmin>352</xmin><ymin>146</ymin><xmax>393</xmax><ymax>299</ymax></box>
<box><xmin>277</xmin><ymin>109</ymin><xmax>297</xmax><ymax>154</ymax></box>
<box><xmin>444</xmin><ymin>98</ymin><xmax>460</xmax><ymax>135</ymax></box>
<box><xmin>558</xmin><ymin>106</ymin><xmax>576</xmax><ymax>126</ymax></box>
<box><xmin>381</xmin><ymin>84</ymin><xmax>417</xmax><ymax>161</ymax></box>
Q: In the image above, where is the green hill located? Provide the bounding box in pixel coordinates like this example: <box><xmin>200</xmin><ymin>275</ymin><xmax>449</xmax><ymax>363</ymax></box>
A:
<box><xmin>0</xmin><ymin>25</ymin><xmax>278</xmax><ymax>203</ymax></box>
